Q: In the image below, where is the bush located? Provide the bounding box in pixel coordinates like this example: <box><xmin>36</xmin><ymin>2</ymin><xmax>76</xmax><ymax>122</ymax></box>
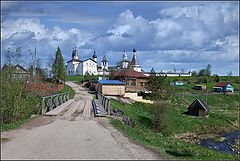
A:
<box><xmin>1</xmin><ymin>69</ymin><xmax>41</xmax><ymax>124</ymax></box>
<box><xmin>150</xmin><ymin>102</ymin><xmax>173</xmax><ymax>136</ymax></box>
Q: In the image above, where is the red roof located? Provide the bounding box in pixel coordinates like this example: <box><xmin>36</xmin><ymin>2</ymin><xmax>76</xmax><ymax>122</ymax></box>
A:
<box><xmin>67</xmin><ymin>59</ymin><xmax>82</xmax><ymax>63</ymax></box>
<box><xmin>215</xmin><ymin>82</ymin><xmax>231</xmax><ymax>87</ymax></box>
<box><xmin>114</xmin><ymin>68</ymin><xmax>148</xmax><ymax>78</ymax></box>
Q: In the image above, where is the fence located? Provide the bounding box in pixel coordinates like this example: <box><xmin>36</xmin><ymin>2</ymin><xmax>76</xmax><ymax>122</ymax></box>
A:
<box><xmin>40</xmin><ymin>92</ymin><xmax>69</xmax><ymax>115</ymax></box>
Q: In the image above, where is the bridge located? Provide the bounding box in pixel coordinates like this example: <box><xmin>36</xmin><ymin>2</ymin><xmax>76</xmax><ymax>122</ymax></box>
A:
<box><xmin>1</xmin><ymin>81</ymin><xmax>162</xmax><ymax>160</ymax></box>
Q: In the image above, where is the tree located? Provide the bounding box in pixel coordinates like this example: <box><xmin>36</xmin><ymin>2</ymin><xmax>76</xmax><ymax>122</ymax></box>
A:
<box><xmin>173</xmin><ymin>67</ymin><xmax>176</xmax><ymax>73</ymax></box>
<box><xmin>52</xmin><ymin>47</ymin><xmax>66</xmax><ymax>80</ymax></box>
<box><xmin>150</xmin><ymin>67</ymin><xmax>156</xmax><ymax>77</ymax></box>
<box><xmin>206</xmin><ymin>64</ymin><xmax>212</xmax><ymax>76</ymax></box>
<box><xmin>213</xmin><ymin>74</ymin><xmax>219</xmax><ymax>82</ymax></box>
<box><xmin>147</xmin><ymin>75</ymin><xmax>175</xmax><ymax>100</ymax></box>
<box><xmin>198</xmin><ymin>69</ymin><xmax>206</xmax><ymax>76</ymax></box>
<box><xmin>227</xmin><ymin>71</ymin><xmax>233</xmax><ymax>82</ymax></box>
<box><xmin>4</xmin><ymin>47</ymin><xmax>23</xmax><ymax>66</ymax></box>
<box><xmin>192</xmin><ymin>71</ymin><xmax>197</xmax><ymax>76</ymax></box>
<box><xmin>150</xmin><ymin>102</ymin><xmax>173</xmax><ymax>136</ymax></box>
<box><xmin>48</xmin><ymin>55</ymin><xmax>55</xmax><ymax>78</ymax></box>
<box><xmin>181</xmin><ymin>68</ymin><xmax>184</xmax><ymax>73</ymax></box>
<box><xmin>108</xmin><ymin>68</ymin><xmax>115</xmax><ymax>80</ymax></box>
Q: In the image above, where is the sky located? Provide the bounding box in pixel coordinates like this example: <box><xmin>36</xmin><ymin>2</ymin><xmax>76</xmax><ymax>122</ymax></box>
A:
<box><xmin>1</xmin><ymin>1</ymin><xmax>239</xmax><ymax>76</ymax></box>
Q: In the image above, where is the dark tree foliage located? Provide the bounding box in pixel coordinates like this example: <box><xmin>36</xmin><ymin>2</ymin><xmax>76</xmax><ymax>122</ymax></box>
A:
<box><xmin>108</xmin><ymin>68</ymin><xmax>116</xmax><ymax>80</ymax></box>
<box><xmin>206</xmin><ymin>64</ymin><xmax>212</xmax><ymax>76</ymax></box>
<box><xmin>198</xmin><ymin>64</ymin><xmax>212</xmax><ymax>76</ymax></box>
<box><xmin>213</xmin><ymin>74</ymin><xmax>219</xmax><ymax>82</ymax></box>
<box><xmin>150</xmin><ymin>102</ymin><xmax>173</xmax><ymax>136</ymax></box>
<box><xmin>52</xmin><ymin>47</ymin><xmax>66</xmax><ymax>80</ymax></box>
<box><xmin>147</xmin><ymin>74</ymin><xmax>175</xmax><ymax>100</ymax></box>
<box><xmin>192</xmin><ymin>71</ymin><xmax>197</xmax><ymax>76</ymax></box>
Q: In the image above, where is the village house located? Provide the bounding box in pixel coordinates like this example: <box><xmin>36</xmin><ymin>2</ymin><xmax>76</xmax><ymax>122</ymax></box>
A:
<box><xmin>114</xmin><ymin>68</ymin><xmax>149</xmax><ymax>92</ymax></box>
<box><xmin>193</xmin><ymin>85</ymin><xmax>206</xmax><ymax>91</ymax></box>
<box><xmin>213</xmin><ymin>82</ymin><xmax>234</xmax><ymax>94</ymax></box>
<box><xmin>2</xmin><ymin>64</ymin><xmax>31</xmax><ymax>80</ymax></box>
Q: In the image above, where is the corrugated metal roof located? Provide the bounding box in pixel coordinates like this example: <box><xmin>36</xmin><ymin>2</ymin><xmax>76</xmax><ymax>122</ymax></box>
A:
<box><xmin>215</xmin><ymin>82</ymin><xmax>232</xmax><ymax>87</ymax></box>
<box><xmin>98</xmin><ymin>80</ymin><xmax>125</xmax><ymax>85</ymax></box>
<box><xmin>114</xmin><ymin>68</ymin><xmax>148</xmax><ymax>78</ymax></box>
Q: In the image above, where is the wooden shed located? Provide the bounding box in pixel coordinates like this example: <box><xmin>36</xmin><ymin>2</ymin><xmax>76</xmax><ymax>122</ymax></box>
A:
<box><xmin>187</xmin><ymin>99</ymin><xmax>210</xmax><ymax>117</ymax></box>
<box><xmin>193</xmin><ymin>85</ymin><xmax>206</xmax><ymax>91</ymax></box>
<box><xmin>97</xmin><ymin>80</ymin><xmax>125</xmax><ymax>96</ymax></box>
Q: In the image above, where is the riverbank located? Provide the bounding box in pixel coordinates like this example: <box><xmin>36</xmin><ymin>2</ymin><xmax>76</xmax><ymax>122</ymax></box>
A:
<box><xmin>109</xmin><ymin>93</ymin><xmax>239</xmax><ymax>160</ymax></box>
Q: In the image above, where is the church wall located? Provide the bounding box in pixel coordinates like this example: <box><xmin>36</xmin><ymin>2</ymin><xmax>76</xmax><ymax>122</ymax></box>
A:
<box><xmin>83</xmin><ymin>59</ymin><xmax>98</xmax><ymax>75</ymax></box>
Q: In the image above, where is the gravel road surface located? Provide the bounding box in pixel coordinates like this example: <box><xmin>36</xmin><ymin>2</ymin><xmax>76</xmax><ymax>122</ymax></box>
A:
<box><xmin>1</xmin><ymin>81</ymin><xmax>162</xmax><ymax>160</ymax></box>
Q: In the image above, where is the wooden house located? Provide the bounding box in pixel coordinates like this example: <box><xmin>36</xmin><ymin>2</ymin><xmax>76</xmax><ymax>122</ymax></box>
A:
<box><xmin>114</xmin><ymin>68</ymin><xmax>149</xmax><ymax>92</ymax></box>
<box><xmin>193</xmin><ymin>85</ymin><xmax>206</xmax><ymax>91</ymax></box>
<box><xmin>213</xmin><ymin>82</ymin><xmax>234</xmax><ymax>94</ymax></box>
<box><xmin>2</xmin><ymin>64</ymin><xmax>30</xmax><ymax>80</ymax></box>
<box><xmin>187</xmin><ymin>99</ymin><xmax>210</xmax><ymax>117</ymax></box>
<box><xmin>175</xmin><ymin>81</ymin><xmax>184</xmax><ymax>85</ymax></box>
<box><xmin>97</xmin><ymin>80</ymin><xmax>125</xmax><ymax>96</ymax></box>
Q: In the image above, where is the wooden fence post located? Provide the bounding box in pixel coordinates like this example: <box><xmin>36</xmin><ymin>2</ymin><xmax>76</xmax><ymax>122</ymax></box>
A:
<box><xmin>41</xmin><ymin>98</ymin><xmax>45</xmax><ymax>116</ymax></box>
<box><xmin>107</xmin><ymin>99</ymin><xmax>110</xmax><ymax>115</ymax></box>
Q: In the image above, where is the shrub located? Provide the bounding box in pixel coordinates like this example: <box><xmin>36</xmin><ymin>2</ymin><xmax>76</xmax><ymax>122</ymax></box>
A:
<box><xmin>150</xmin><ymin>102</ymin><xmax>173</xmax><ymax>136</ymax></box>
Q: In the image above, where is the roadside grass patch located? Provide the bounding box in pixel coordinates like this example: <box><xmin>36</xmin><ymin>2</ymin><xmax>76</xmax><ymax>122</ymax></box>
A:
<box><xmin>1</xmin><ymin>119</ymin><xmax>29</xmax><ymax>132</ymax></box>
<box><xmin>1</xmin><ymin>138</ymin><xmax>9</xmax><ymax>142</ymax></box>
<box><xmin>109</xmin><ymin>96</ymin><xmax>239</xmax><ymax>160</ymax></box>
<box><xmin>59</xmin><ymin>84</ymin><xmax>75</xmax><ymax>99</ymax></box>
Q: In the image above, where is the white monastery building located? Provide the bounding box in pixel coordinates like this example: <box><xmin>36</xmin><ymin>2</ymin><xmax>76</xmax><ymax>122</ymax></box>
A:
<box><xmin>66</xmin><ymin>47</ymin><xmax>191</xmax><ymax>76</ymax></box>
<box><xmin>66</xmin><ymin>47</ymin><xmax>98</xmax><ymax>76</ymax></box>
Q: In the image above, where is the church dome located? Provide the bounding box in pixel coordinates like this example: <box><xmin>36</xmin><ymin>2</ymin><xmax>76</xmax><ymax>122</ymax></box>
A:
<box><xmin>93</xmin><ymin>51</ymin><xmax>97</xmax><ymax>58</ymax></box>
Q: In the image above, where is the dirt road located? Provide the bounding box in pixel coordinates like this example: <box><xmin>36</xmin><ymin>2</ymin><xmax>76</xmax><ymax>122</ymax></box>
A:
<box><xmin>1</xmin><ymin>81</ymin><xmax>162</xmax><ymax>160</ymax></box>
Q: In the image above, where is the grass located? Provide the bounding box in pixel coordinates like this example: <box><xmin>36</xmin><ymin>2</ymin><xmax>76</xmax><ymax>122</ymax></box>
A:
<box><xmin>109</xmin><ymin>94</ymin><xmax>239</xmax><ymax>160</ymax></box>
<box><xmin>1</xmin><ymin>84</ymin><xmax>75</xmax><ymax>132</ymax></box>
<box><xmin>1</xmin><ymin>118</ymin><xmax>30</xmax><ymax>132</ymax></box>
<box><xmin>212</xmin><ymin>137</ymin><xmax>226</xmax><ymax>142</ymax></box>
<box><xmin>1</xmin><ymin>138</ymin><xmax>9</xmax><ymax>142</ymax></box>
<box><xmin>59</xmin><ymin>84</ymin><xmax>75</xmax><ymax>99</ymax></box>
<box><xmin>66</xmin><ymin>75</ymin><xmax>85</xmax><ymax>85</ymax></box>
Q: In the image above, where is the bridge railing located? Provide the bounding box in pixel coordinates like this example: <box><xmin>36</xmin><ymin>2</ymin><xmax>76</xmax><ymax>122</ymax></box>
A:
<box><xmin>41</xmin><ymin>92</ymin><xmax>69</xmax><ymax>115</ymax></box>
<box><xmin>96</xmin><ymin>92</ymin><xmax>110</xmax><ymax>115</ymax></box>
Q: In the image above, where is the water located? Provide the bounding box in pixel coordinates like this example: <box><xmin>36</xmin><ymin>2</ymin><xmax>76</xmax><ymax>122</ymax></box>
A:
<box><xmin>199</xmin><ymin>130</ymin><xmax>239</xmax><ymax>154</ymax></box>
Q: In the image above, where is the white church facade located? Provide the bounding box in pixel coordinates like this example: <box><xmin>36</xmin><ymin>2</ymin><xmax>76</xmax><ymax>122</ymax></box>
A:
<box><xmin>116</xmin><ymin>48</ymin><xmax>143</xmax><ymax>72</ymax></box>
<box><xmin>66</xmin><ymin>48</ymin><xmax>98</xmax><ymax>76</ymax></box>
<box><xmin>66</xmin><ymin>47</ymin><xmax>142</xmax><ymax>76</ymax></box>
<box><xmin>66</xmin><ymin>47</ymin><xmax>192</xmax><ymax>77</ymax></box>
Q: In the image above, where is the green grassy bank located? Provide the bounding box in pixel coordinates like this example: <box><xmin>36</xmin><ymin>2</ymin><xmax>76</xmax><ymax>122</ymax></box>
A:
<box><xmin>109</xmin><ymin>94</ymin><xmax>239</xmax><ymax>160</ymax></box>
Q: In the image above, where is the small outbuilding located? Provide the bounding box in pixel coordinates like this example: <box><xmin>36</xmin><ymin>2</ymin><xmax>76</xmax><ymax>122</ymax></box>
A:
<box><xmin>175</xmin><ymin>81</ymin><xmax>184</xmax><ymax>85</ymax></box>
<box><xmin>187</xmin><ymin>99</ymin><xmax>210</xmax><ymax>117</ymax></box>
<box><xmin>193</xmin><ymin>85</ymin><xmax>206</xmax><ymax>91</ymax></box>
<box><xmin>97</xmin><ymin>80</ymin><xmax>125</xmax><ymax>96</ymax></box>
<box><xmin>213</xmin><ymin>82</ymin><xmax>234</xmax><ymax>94</ymax></box>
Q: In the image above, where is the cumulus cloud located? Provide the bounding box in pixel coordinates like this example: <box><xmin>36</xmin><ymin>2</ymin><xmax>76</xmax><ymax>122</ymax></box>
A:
<box><xmin>1</xmin><ymin>2</ymin><xmax>238</xmax><ymax>75</ymax></box>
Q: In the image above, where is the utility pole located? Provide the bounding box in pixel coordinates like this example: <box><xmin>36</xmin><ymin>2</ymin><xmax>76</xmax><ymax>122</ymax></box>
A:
<box><xmin>34</xmin><ymin>46</ymin><xmax>37</xmax><ymax>84</ymax></box>
<box><xmin>205</xmin><ymin>88</ymin><xmax>207</xmax><ymax>104</ymax></box>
